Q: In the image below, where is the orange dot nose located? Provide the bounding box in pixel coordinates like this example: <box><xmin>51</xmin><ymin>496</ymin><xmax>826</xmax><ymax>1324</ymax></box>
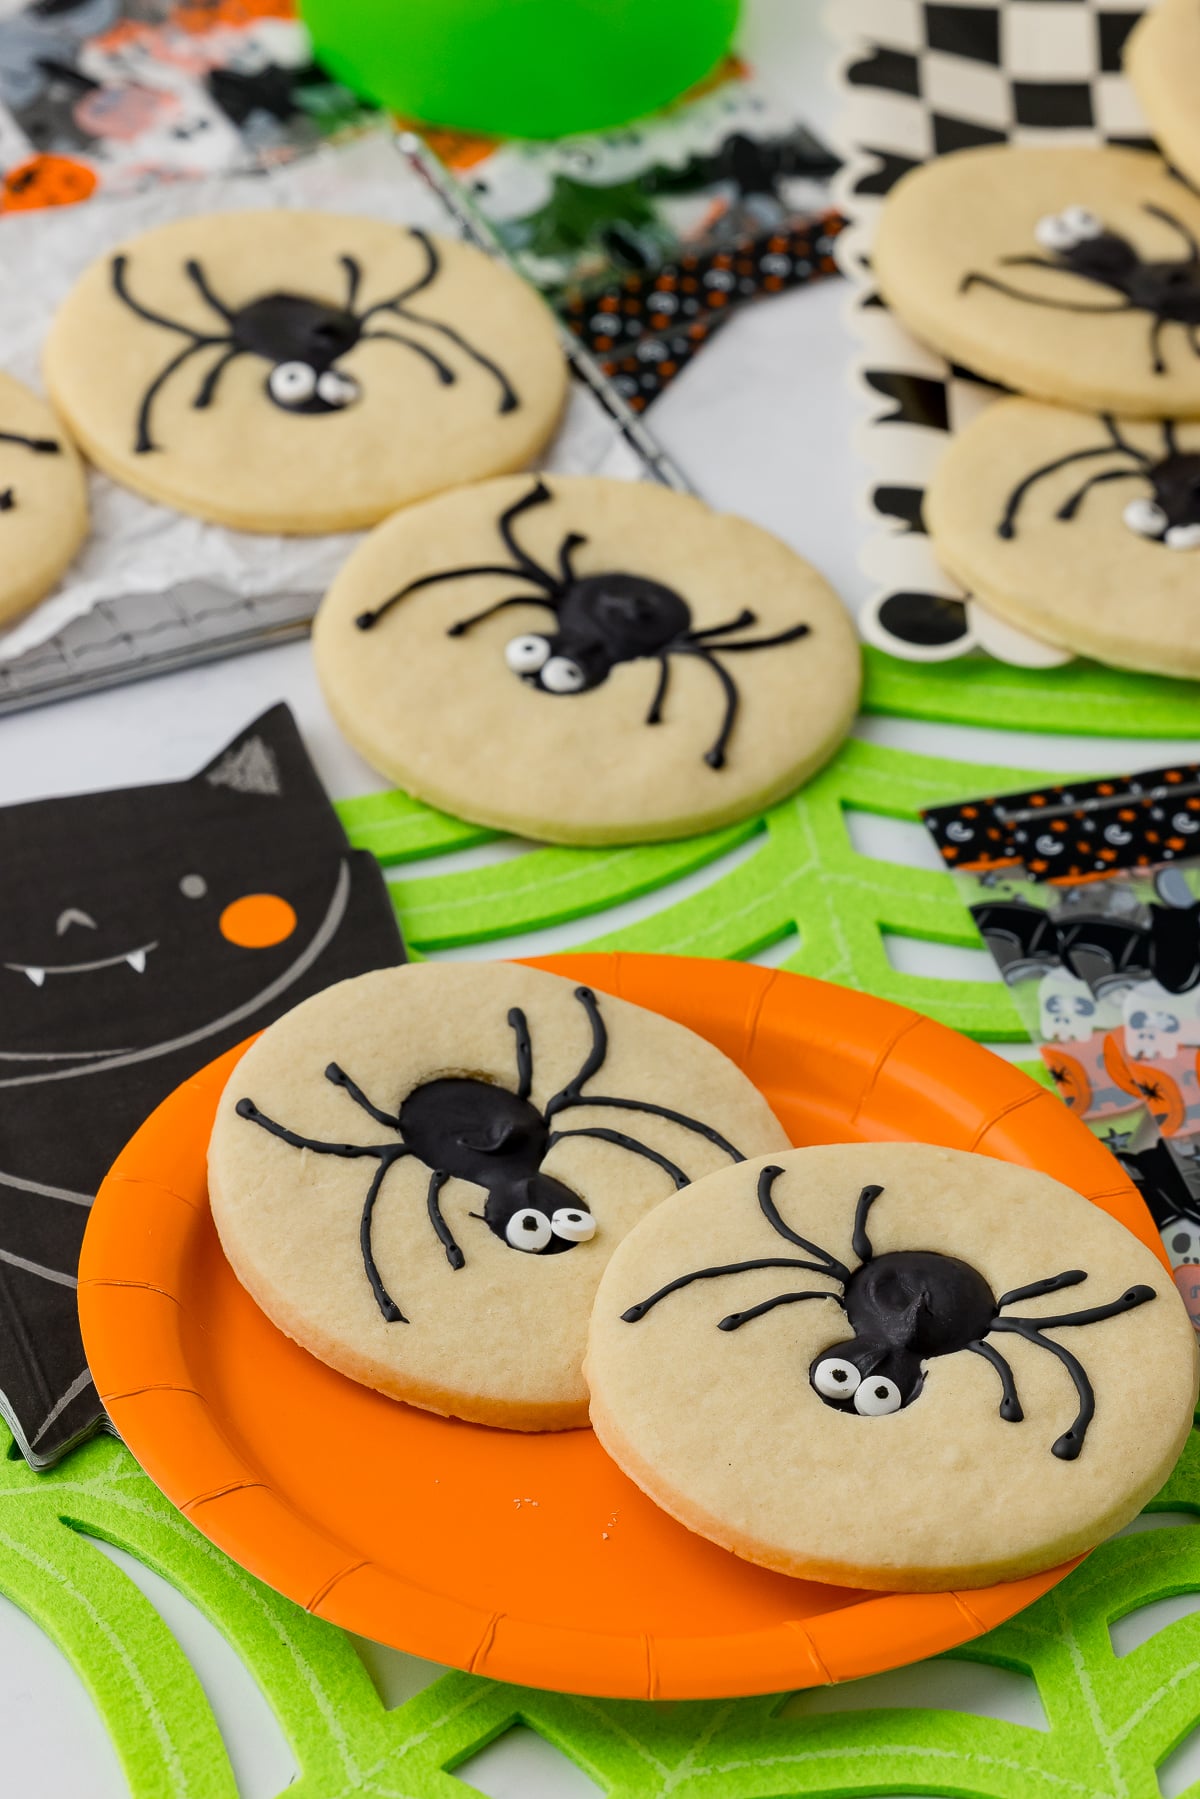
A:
<box><xmin>219</xmin><ymin>893</ymin><xmax>297</xmax><ymax>949</ymax></box>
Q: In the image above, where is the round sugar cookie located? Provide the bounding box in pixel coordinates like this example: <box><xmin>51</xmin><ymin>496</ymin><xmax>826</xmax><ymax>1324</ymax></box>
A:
<box><xmin>312</xmin><ymin>474</ymin><xmax>860</xmax><ymax>845</ymax></box>
<box><xmin>874</xmin><ymin>145</ymin><xmax>1200</xmax><ymax>417</ymax></box>
<box><xmin>586</xmin><ymin>1143</ymin><xmax>1197</xmax><ymax>1591</ymax></box>
<box><xmin>0</xmin><ymin>371</ymin><xmax>87</xmax><ymax>626</ymax></box>
<box><xmin>43</xmin><ymin>210</ymin><xmax>567</xmax><ymax>534</ymax></box>
<box><xmin>207</xmin><ymin>962</ymin><xmax>789</xmax><ymax>1430</ymax></box>
<box><xmin>1127</xmin><ymin>0</ymin><xmax>1200</xmax><ymax>195</ymax></box>
<box><xmin>927</xmin><ymin>398</ymin><xmax>1200</xmax><ymax>678</ymax></box>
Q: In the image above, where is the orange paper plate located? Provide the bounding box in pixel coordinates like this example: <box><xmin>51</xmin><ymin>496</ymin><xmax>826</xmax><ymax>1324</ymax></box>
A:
<box><xmin>78</xmin><ymin>953</ymin><xmax>1163</xmax><ymax>1700</ymax></box>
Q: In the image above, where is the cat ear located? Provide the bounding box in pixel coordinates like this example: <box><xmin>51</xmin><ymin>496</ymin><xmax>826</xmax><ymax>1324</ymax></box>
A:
<box><xmin>193</xmin><ymin>705</ymin><xmax>324</xmax><ymax>807</ymax></box>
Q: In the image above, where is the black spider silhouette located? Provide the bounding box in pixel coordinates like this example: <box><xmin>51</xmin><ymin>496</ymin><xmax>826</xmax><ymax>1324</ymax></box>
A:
<box><xmin>0</xmin><ymin>427</ymin><xmax>60</xmax><ymax>511</ymax></box>
<box><xmin>354</xmin><ymin>480</ymin><xmax>811</xmax><ymax>769</ymax></box>
<box><xmin>998</xmin><ymin>415</ymin><xmax>1200</xmax><ymax>549</ymax></box>
<box><xmin>621</xmin><ymin>1166</ymin><xmax>1157</xmax><ymax>1460</ymax></box>
<box><xmin>960</xmin><ymin>201</ymin><xmax>1200</xmax><ymax>376</ymax></box>
<box><xmin>110</xmin><ymin>227</ymin><xmax>517</xmax><ymax>455</ymax></box>
<box><xmin>235</xmin><ymin>984</ymin><xmax>746</xmax><ymax>1322</ymax></box>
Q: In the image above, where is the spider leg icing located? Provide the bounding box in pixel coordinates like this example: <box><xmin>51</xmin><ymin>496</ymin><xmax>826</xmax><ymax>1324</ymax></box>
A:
<box><xmin>341</xmin><ymin>254</ymin><xmax>362</xmax><ymax>312</ymax></box>
<box><xmin>324</xmin><ymin>1062</ymin><xmax>401</xmax><ymax>1129</ymax></box>
<box><xmin>1056</xmin><ymin>464</ymin><xmax>1147</xmax><ymax>520</ymax></box>
<box><xmin>193</xmin><ymin>346</ymin><xmax>248</xmax><ymax>412</ymax></box>
<box><xmin>989</xmin><ymin>1282</ymin><xmax>1156</xmax><ymax>1459</ymax></box>
<box><xmin>754</xmin><ymin>1164</ymin><xmax>853</xmax><ymax>1282</ymax></box>
<box><xmin>359</xmin><ymin>1150</ymin><xmax>413</xmax><ymax>1321</ymax></box>
<box><xmin>958</xmin><ymin>270</ymin><xmax>1136</xmax><ymax>313</ymax></box>
<box><xmin>134</xmin><ymin>337</ymin><xmax>228</xmax><ymax>453</ymax></box>
<box><xmin>112</xmin><ymin>254</ymin><xmax>213</xmax><ymax>337</ymax></box>
<box><xmin>357</xmin><ymin>227</ymin><xmax>443</xmax><ymax>318</ymax></box>
<box><xmin>359</xmin><ymin>230</ymin><xmax>519</xmax><ymax>415</ymax></box>
<box><xmin>998</xmin><ymin>422</ymin><xmax>1148</xmax><ymax>538</ymax></box>
<box><xmin>965</xmin><ymin>1339</ymin><xmax>1024</xmax><ymax>1422</ymax></box>
<box><xmin>448</xmin><ymin>594</ymin><xmax>560</xmax><ymax>637</ymax></box>
<box><xmin>558</xmin><ymin>531</ymin><xmax>587</xmax><ymax>584</ymax></box>
<box><xmin>543</xmin><ymin>985</ymin><xmax>747</xmax><ymax>1161</ymax></box>
<box><xmin>498</xmin><ymin>481</ymin><xmax>559</xmax><ymax>583</ymax></box>
<box><xmin>679</xmin><ymin>645</ymin><xmax>740</xmax><ymax>770</ymax></box>
<box><xmin>508</xmin><ymin>1007</ymin><xmax>533</xmax><ymax>1102</ymax></box>
<box><xmin>235</xmin><ymin>1096</ymin><xmax>398</xmax><ymax>1160</ymax></box>
<box><xmin>425</xmin><ymin>1168</ymin><xmax>465</xmax><ymax>1270</ymax></box>
<box><xmin>183</xmin><ymin>258</ymin><xmax>235</xmax><ymax>324</ymax></box>
<box><xmin>645</xmin><ymin>656</ymin><xmax>672</xmax><ymax>725</ymax></box>
<box><xmin>718</xmin><ymin>1289</ymin><xmax>845</xmax><ymax>1331</ymax></box>
<box><xmin>1150</xmin><ymin>313</ymin><xmax>1170</xmax><ymax>375</ymax></box>
<box><xmin>851</xmin><ymin>1183</ymin><xmax>884</xmax><ymax>1262</ymax></box>
<box><xmin>546</xmin><ymin>1126</ymin><xmax>688</xmax><ymax>1189</ymax></box>
<box><xmin>685</xmin><ymin>609</ymin><xmax>756</xmax><ymax>642</ymax></box>
<box><xmin>997</xmin><ymin>1269</ymin><xmax>1087</xmax><ymax>1307</ymax></box>
<box><xmin>0</xmin><ymin>430</ymin><xmax>58</xmax><ymax>454</ymax></box>
<box><xmin>358</xmin><ymin>329</ymin><xmax>457</xmax><ymax>387</ymax></box>
<box><xmin>1142</xmin><ymin>202</ymin><xmax>1200</xmax><ymax>265</ymax></box>
<box><xmin>622</xmin><ymin>1257</ymin><xmax>847</xmax><ymax>1323</ymax></box>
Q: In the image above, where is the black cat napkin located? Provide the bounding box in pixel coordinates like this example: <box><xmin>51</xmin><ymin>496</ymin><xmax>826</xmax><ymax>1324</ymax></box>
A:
<box><xmin>0</xmin><ymin>704</ymin><xmax>404</xmax><ymax>1467</ymax></box>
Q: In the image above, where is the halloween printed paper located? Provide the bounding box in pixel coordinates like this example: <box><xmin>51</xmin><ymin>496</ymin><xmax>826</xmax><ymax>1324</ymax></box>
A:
<box><xmin>0</xmin><ymin>703</ymin><xmax>403</xmax><ymax>1466</ymax></box>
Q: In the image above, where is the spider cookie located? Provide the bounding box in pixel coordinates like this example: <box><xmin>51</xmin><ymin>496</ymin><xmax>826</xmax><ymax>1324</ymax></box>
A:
<box><xmin>586</xmin><ymin>1144</ymin><xmax>1197</xmax><ymax>1590</ymax></box>
<box><xmin>0</xmin><ymin>371</ymin><xmax>87</xmax><ymax>626</ymax></box>
<box><xmin>927</xmin><ymin>398</ymin><xmax>1200</xmax><ymax>678</ymax></box>
<box><xmin>874</xmin><ymin>146</ymin><xmax>1200</xmax><ymax>417</ymax></box>
<box><xmin>43</xmin><ymin>210</ymin><xmax>567</xmax><ymax>534</ymax></box>
<box><xmin>312</xmin><ymin>474</ymin><xmax>860</xmax><ymax>845</ymax></box>
<box><xmin>1127</xmin><ymin>0</ymin><xmax>1200</xmax><ymax>195</ymax></box>
<box><xmin>207</xmin><ymin>961</ymin><xmax>789</xmax><ymax>1430</ymax></box>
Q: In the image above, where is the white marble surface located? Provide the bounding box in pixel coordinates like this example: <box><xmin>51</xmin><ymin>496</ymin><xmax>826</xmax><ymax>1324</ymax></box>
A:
<box><xmin>3</xmin><ymin>3</ymin><xmax>1200</xmax><ymax>1795</ymax></box>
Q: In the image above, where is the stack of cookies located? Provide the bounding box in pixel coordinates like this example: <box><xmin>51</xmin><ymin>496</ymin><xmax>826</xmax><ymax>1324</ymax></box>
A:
<box><xmin>871</xmin><ymin>0</ymin><xmax>1200</xmax><ymax>681</ymax></box>
<box><xmin>207</xmin><ymin>959</ymin><xmax>1198</xmax><ymax>1593</ymax></box>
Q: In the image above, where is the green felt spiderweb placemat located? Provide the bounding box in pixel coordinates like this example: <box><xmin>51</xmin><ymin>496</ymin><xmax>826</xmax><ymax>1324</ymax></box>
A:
<box><xmin>18</xmin><ymin>723</ymin><xmax>1200</xmax><ymax>1799</ymax></box>
<box><xmin>7</xmin><ymin>1415</ymin><xmax>1200</xmax><ymax>1797</ymax></box>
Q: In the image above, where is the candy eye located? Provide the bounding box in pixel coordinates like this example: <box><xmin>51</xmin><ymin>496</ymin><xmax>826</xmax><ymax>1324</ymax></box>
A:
<box><xmin>505</xmin><ymin>1207</ymin><xmax>552</xmax><ymax>1252</ymax></box>
<box><xmin>853</xmin><ymin>1375</ymin><xmax>903</xmax><ymax>1416</ymax></box>
<box><xmin>505</xmin><ymin>634</ymin><xmax>551</xmax><ymax>673</ymax></box>
<box><xmin>1124</xmin><ymin>497</ymin><xmax>1168</xmax><ymax>538</ymax></box>
<box><xmin>540</xmin><ymin>656</ymin><xmax>586</xmax><ymax>694</ymax></box>
<box><xmin>268</xmin><ymin>361</ymin><xmax>317</xmax><ymax>404</ymax></box>
<box><xmin>1165</xmin><ymin>523</ymin><xmax>1200</xmax><ymax>550</ymax></box>
<box><xmin>812</xmin><ymin>1356</ymin><xmax>861</xmax><ymax>1400</ymax></box>
<box><xmin>551</xmin><ymin>1206</ymin><xmax>595</xmax><ymax>1243</ymax></box>
<box><xmin>316</xmin><ymin>368</ymin><xmax>360</xmax><ymax>408</ymax></box>
<box><xmin>1035</xmin><ymin>206</ymin><xmax>1102</xmax><ymax>252</ymax></box>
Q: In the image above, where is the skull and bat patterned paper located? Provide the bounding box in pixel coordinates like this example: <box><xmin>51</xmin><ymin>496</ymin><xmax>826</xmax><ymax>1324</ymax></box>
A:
<box><xmin>0</xmin><ymin>705</ymin><xmax>403</xmax><ymax>1467</ymax></box>
<box><xmin>923</xmin><ymin>763</ymin><xmax>1200</xmax><ymax>1314</ymax></box>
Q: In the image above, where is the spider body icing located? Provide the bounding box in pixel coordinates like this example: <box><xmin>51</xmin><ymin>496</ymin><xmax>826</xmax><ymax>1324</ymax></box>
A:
<box><xmin>960</xmin><ymin>201</ymin><xmax>1200</xmax><ymax>375</ymax></box>
<box><xmin>0</xmin><ymin>427</ymin><xmax>61</xmax><ymax>511</ymax></box>
<box><xmin>622</xmin><ymin>1167</ymin><xmax>1156</xmax><ymax>1459</ymax></box>
<box><xmin>109</xmin><ymin>227</ymin><xmax>518</xmax><ymax>454</ymax></box>
<box><xmin>235</xmin><ymin>984</ymin><xmax>747</xmax><ymax>1321</ymax></box>
<box><xmin>354</xmin><ymin>480</ymin><xmax>812</xmax><ymax>769</ymax></box>
<box><xmin>999</xmin><ymin>415</ymin><xmax>1200</xmax><ymax>550</ymax></box>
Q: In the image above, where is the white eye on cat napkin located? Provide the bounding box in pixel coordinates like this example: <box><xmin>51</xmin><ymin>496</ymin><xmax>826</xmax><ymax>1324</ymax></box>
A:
<box><xmin>0</xmin><ymin>131</ymin><xmax>625</xmax><ymax>662</ymax></box>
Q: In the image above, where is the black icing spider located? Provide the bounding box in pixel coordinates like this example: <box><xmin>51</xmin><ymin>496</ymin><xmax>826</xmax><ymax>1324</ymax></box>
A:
<box><xmin>622</xmin><ymin>1166</ymin><xmax>1157</xmax><ymax>1460</ymax></box>
<box><xmin>110</xmin><ymin>227</ymin><xmax>517</xmax><ymax>455</ymax></box>
<box><xmin>235</xmin><ymin>984</ymin><xmax>745</xmax><ymax>1322</ymax></box>
<box><xmin>960</xmin><ymin>201</ymin><xmax>1200</xmax><ymax>375</ymax></box>
<box><xmin>0</xmin><ymin>427</ymin><xmax>60</xmax><ymax>510</ymax></box>
<box><xmin>997</xmin><ymin>414</ymin><xmax>1200</xmax><ymax>550</ymax></box>
<box><xmin>354</xmin><ymin>480</ymin><xmax>811</xmax><ymax>769</ymax></box>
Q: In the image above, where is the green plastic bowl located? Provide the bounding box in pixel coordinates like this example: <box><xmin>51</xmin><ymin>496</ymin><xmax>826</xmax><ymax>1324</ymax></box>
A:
<box><xmin>300</xmin><ymin>0</ymin><xmax>742</xmax><ymax>140</ymax></box>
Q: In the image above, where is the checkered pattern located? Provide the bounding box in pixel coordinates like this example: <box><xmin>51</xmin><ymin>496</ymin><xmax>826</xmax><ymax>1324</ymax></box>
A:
<box><xmin>834</xmin><ymin>0</ymin><xmax>1156</xmax><ymax>664</ymax></box>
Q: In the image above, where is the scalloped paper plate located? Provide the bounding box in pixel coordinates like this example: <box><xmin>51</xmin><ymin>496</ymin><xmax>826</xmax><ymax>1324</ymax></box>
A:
<box><xmin>78</xmin><ymin>952</ymin><xmax>1163</xmax><ymax>1700</ymax></box>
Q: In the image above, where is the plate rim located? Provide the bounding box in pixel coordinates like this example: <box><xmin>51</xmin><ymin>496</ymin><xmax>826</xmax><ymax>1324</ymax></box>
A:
<box><xmin>79</xmin><ymin>951</ymin><xmax>1160</xmax><ymax>1698</ymax></box>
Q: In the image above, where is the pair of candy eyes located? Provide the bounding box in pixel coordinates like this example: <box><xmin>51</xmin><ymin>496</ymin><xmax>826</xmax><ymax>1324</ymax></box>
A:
<box><xmin>812</xmin><ymin>1356</ymin><xmax>903</xmax><ymax>1416</ymax></box>
<box><xmin>504</xmin><ymin>1206</ymin><xmax>595</xmax><ymax>1251</ymax></box>
<box><xmin>1034</xmin><ymin>205</ymin><xmax>1104</xmax><ymax>253</ymax></box>
<box><xmin>267</xmin><ymin>362</ymin><xmax>360</xmax><ymax>409</ymax></box>
<box><xmin>1124</xmin><ymin>499</ymin><xmax>1200</xmax><ymax>548</ymax></box>
<box><xmin>505</xmin><ymin>634</ymin><xmax>586</xmax><ymax>692</ymax></box>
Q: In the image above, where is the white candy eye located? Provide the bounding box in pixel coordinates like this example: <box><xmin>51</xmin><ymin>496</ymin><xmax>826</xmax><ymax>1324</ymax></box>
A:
<box><xmin>505</xmin><ymin>1207</ymin><xmax>552</xmax><ymax>1252</ymax></box>
<box><xmin>1165</xmin><ymin>523</ymin><xmax>1200</xmax><ymax>550</ymax></box>
<box><xmin>551</xmin><ymin>1206</ymin><xmax>595</xmax><ymax>1243</ymax></box>
<box><xmin>316</xmin><ymin>368</ymin><xmax>360</xmax><ymax>408</ymax></box>
<box><xmin>505</xmin><ymin>634</ymin><xmax>551</xmax><ymax>673</ymax></box>
<box><xmin>268</xmin><ymin>361</ymin><xmax>318</xmax><ymax>404</ymax></box>
<box><xmin>1124</xmin><ymin>497</ymin><xmax>1168</xmax><ymax>538</ymax></box>
<box><xmin>540</xmin><ymin>656</ymin><xmax>586</xmax><ymax>694</ymax></box>
<box><xmin>853</xmin><ymin>1375</ymin><xmax>903</xmax><ymax>1416</ymax></box>
<box><xmin>812</xmin><ymin>1356</ymin><xmax>861</xmax><ymax>1400</ymax></box>
<box><xmin>1035</xmin><ymin>206</ymin><xmax>1101</xmax><ymax>252</ymax></box>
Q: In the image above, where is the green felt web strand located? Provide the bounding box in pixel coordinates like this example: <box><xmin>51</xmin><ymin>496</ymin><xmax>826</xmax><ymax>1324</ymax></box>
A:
<box><xmin>351</xmin><ymin>737</ymin><xmax>1053</xmax><ymax>1041</ymax></box>
<box><xmin>861</xmin><ymin>648</ymin><xmax>1200</xmax><ymax>737</ymax></box>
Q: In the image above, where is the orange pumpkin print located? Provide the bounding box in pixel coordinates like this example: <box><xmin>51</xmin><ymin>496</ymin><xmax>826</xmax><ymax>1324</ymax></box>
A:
<box><xmin>1</xmin><ymin>156</ymin><xmax>97</xmax><ymax>215</ymax></box>
<box><xmin>1103</xmin><ymin>1031</ymin><xmax>1187</xmax><ymax>1135</ymax></box>
<box><xmin>1043</xmin><ymin>1051</ymin><xmax>1092</xmax><ymax>1114</ymax></box>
